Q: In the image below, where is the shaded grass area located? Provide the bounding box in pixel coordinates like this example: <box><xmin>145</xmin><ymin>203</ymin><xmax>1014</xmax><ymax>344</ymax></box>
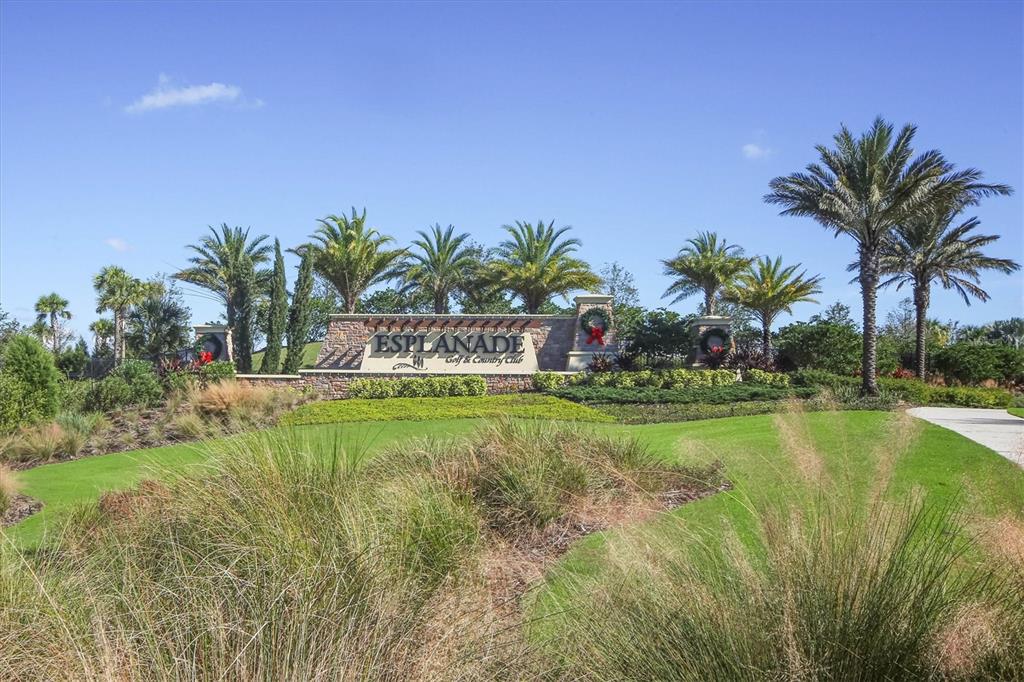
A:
<box><xmin>281</xmin><ymin>394</ymin><xmax>613</xmax><ymax>426</ymax></box>
<box><xmin>250</xmin><ymin>341</ymin><xmax>322</xmax><ymax>372</ymax></box>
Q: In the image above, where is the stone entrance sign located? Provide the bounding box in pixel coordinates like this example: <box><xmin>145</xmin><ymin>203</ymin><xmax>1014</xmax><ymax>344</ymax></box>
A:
<box><xmin>360</xmin><ymin>330</ymin><xmax>539</xmax><ymax>374</ymax></box>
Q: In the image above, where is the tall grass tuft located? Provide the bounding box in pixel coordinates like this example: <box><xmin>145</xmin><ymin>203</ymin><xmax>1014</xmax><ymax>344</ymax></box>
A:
<box><xmin>0</xmin><ymin>463</ymin><xmax>16</xmax><ymax>515</ymax></box>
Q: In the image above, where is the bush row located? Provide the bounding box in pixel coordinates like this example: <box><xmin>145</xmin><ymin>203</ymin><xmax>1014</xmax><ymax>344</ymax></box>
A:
<box><xmin>792</xmin><ymin>370</ymin><xmax>1013</xmax><ymax>408</ymax></box>
<box><xmin>347</xmin><ymin>375</ymin><xmax>487</xmax><ymax>399</ymax></box>
<box><xmin>550</xmin><ymin>384</ymin><xmax>815</xmax><ymax>405</ymax></box>
<box><xmin>559</xmin><ymin>369</ymin><xmax>740</xmax><ymax>390</ymax></box>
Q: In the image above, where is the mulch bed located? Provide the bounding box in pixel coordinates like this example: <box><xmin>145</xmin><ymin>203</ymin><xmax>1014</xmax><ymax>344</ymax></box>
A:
<box><xmin>2</xmin><ymin>494</ymin><xmax>43</xmax><ymax>528</ymax></box>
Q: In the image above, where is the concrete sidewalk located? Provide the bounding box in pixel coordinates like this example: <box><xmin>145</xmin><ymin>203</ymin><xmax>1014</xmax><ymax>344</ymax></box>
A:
<box><xmin>907</xmin><ymin>407</ymin><xmax>1024</xmax><ymax>467</ymax></box>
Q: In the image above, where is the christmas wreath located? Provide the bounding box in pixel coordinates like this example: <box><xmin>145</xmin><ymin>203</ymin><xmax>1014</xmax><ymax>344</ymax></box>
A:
<box><xmin>699</xmin><ymin>326</ymin><xmax>731</xmax><ymax>355</ymax></box>
<box><xmin>579</xmin><ymin>308</ymin><xmax>609</xmax><ymax>346</ymax></box>
<box><xmin>197</xmin><ymin>333</ymin><xmax>224</xmax><ymax>361</ymax></box>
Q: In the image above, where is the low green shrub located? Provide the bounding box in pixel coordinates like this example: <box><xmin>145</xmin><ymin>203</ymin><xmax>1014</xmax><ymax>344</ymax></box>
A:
<box><xmin>87</xmin><ymin>360</ymin><xmax>163</xmax><ymax>412</ymax></box>
<box><xmin>0</xmin><ymin>374</ymin><xmax>25</xmax><ymax>435</ymax></box>
<box><xmin>565</xmin><ymin>369</ymin><xmax>737</xmax><ymax>390</ymax></box>
<box><xmin>347</xmin><ymin>376</ymin><xmax>487</xmax><ymax>399</ymax></box>
<box><xmin>1</xmin><ymin>334</ymin><xmax>60</xmax><ymax>429</ymax></box>
<box><xmin>744</xmin><ymin>369</ymin><xmax>790</xmax><ymax>387</ymax></box>
<box><xmin>532</xmin><ymin>372</ymin><xmax>568</xmax><ymax>391</ymax></box>
<box><xmin>792</xmin><ymin>371</ymin><xmax>1012</xmax><ymax>408</ymax></box>
<box><xmin>199</xmin><ymin>360</ymin><xmax>236</xmax><ymax>384</ymax></box>
<box><xmin>56</xmin><ymin>377</ymin><xmax>93</xmax><ymax>414</ymax></box>
<box><xmin>790</xmin><ymin>369</ymin><xmax>858</xmax><ymax>390</ymax></box>
<box><xmin>281</xmin><ymin>394</ymin><xmax>613</xmax><ymax>425</ymax></box>
<box><xmin>551</xmin><ymin>384</ymin><xmax>814</xmax><ymax>405</ymax></box>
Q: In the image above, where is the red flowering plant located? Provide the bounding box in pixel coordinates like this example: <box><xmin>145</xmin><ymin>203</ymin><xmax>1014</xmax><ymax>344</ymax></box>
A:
<box><xmin>704</xmin><ymin>345</ymin><xmax>729</xmax><ymax>369</ymax></box>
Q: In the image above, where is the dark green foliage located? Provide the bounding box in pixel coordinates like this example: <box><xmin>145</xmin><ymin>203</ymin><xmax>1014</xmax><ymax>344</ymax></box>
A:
<box><xmin>551</xmin><ymin>384</ymin><xmax>815</xmax><ymax>405</ymax></box>
<box><xmin>1</xmin><ymin>334</ymin><xmax>60</xmax><ymax>429</ymax></box>
<box><xmin>932</xmin><ymin>342</ymin><xmax>1024</xmax><ymax>386</ymax></box>
<box><xmin>233</xmin><ymin>263</ymin><xmax>257</xmax><ymax>373</ymax></box>
<box><xmin>283</xmin><ymin>253</ymin><xmax>316</xmax><ymax>374</ymax></box>
<box><xmin>0</xmin><ymin>374</ymin><xmax>27</xmax><ymax>434</ymax></box>
<box><xmin>125</xmin><ymin>285</ymin><xmax>191</xmax><ymax>359</ymax></box>
<box><xmin>261</xmin><ymin>240</ymin><xmax>288</xmax><ymax>374</ymax></box>
<box><xmin>56</xmin><ymin>339</ymin><xmax>89</xmax><ymax>377</ymax></box>
<box><xmin>776</xmin><ymin>317</ymin><xmax>861</xmax><ymax>374</ymax></box>
<box><xmin>347</xmin><ymin>376</ymin><xmax>487</xmax><ymax>399</ymax></box>
<box><xmin>617</xmin><ymin>308</ymin><xmax>694</xmax><ymax>366</ymax></box>
<box><xmin>792</xmin><ymin>370</ymin><xmax>1012</xmax><ymax>408</ymax></box>
<box><xmin>86</xmin><ymin>360</ymin><xmax>163</xmax><ymax>412</ymax></box>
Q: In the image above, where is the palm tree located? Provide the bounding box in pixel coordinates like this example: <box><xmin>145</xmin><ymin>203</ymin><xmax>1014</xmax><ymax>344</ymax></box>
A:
<box><xmin>89</xmin><ymin>318</ymin><xmax>115</xmax><ymax>356</ymax></box>
<box><xmin>302</xmin><ymin>208</ymin><xmax>406</xmax><ymax>313</ymax></box>
<box><xmin>878</xmin><ymin>204</ymin><xmax>1018</xmax><ymax>379</ymax></box>
<box><xmin>724</xmin><ymin>257</ymin><xmax>824</xmax><ymax>356</ymax></box>
<box><xmin>402</xmin><ymin>224</ymin><xmax>474</xmax><ymax>313</ymax></box>
<box><xmin>93</xmin><ymin>267</ymin><xmax>157</xmax><ymax>364</ymax></box>
<box><xmin>174</xmin><ymin>224</ymin><xmax>272</xmax><ymax>370</ymax></box>
<box><xmin>661</xmin><ymin>231</ymin><xmax>752</xmax><ymax>316</ymax></box>
<box><xmin>34</xmin><ymin>293</ymin><xmax>71</xmax><ymax>355</ymax></box>
<box><xmin>490</xmin><ymin>220</ymin><xmax>600</xmax><ymax>314</ymax></box>
<box><xmin>765</xmin><ymin>117</ymin><xmax>1010</xmax><ymax>395</ymax></box>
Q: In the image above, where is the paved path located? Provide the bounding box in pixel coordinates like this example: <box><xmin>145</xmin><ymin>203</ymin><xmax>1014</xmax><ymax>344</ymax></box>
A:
<box><xmin>907</xmin><ymin>407</ymin><xmax>1024</xmax><ymax>467</ymax></box>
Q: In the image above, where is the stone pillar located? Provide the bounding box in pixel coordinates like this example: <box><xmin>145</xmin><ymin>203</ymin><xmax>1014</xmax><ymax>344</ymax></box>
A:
<box><xmin>689</xmin><ymin>316</ymin><xmax>732</xmax><ymax>366</ymax></box>
<box><xmin>565</xmin><ymin>294</ymin><xmax>616</xmax><ymax>371</ymax></box>
<box><xmin>194</xmin><ymin>324</ymin><xmax>233</xmax><ymax>362</ymax></box>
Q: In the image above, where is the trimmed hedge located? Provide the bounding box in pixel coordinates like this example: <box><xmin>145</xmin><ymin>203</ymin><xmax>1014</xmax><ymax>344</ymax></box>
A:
<box><xmin>595</xmin><ymin>396</ymin><xmax>896</xmax><ymax>424</ymax></box>
<box><xmin>280</xmin><ymin>394</ymin><xmax>613</xmax><ymax>425</ymax></box>
<box><xmin>745</xmin><ymin>369</ymin><xmax>790</xmax><ymax>387</ymax></box>
<box><xmin>347</xmin><ymin>376</ymin><xmax>487</xmax><ymax>399</ymax></box>
<box><xmin>532</xmin><ymin>372</ymin><xmax>568</xmax><ymax>391</ymax></box>
<box><xmin>550</xmin><ymin>384</ymin><xmax>815</xmax><ymax>405</ymax></box>
<box><xmin>567</xmin><ymin>369</ymin><xmax>738</xmax><ymax>390</ymax></box>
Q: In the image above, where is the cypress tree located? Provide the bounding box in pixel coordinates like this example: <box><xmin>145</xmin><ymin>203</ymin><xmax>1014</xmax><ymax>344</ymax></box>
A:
<box><xmin>233</xmin><ymin>259</ymin><xmax>257</xmax><ymax>373</ymax></box>
<box><xmin>283</xmin><ymin>252</ymin><xmax>315</xmax><ymax>374</ymax></box>
<box><xmin>261</xmin><ymin>240</ymin><xmax>288</xmax><ymax>373</ymax></box>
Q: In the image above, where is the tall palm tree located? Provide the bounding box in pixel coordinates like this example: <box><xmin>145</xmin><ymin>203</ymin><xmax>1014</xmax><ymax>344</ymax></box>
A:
<box><xmin>765</xmin><ymin>117</ymin><xmax>1010</xmax><ymax>395</ymax></box>
<box><xmin>34</xmin><ymin>292</ymin><xmax>71</xmax><ymax>355</ymax></box>
<box><xmin>93</xmin><ymin>266</ymin><xmax>157</xmax><ymax>364</ymax></box>
<box><xmin>302</xmin><ymin>208</ymin><xmax>406</xmax><ymax>313</ymax></box>
<box><xmin>174</xmin><ymin>224</ymin><xmax>272</xmax><ymax>370</ymax></box>
<box><xmin>661</xmin><ymin>231</ymin><xmax>752</xmax><ymax>316</ymax></box>
<box><xmin>878</xmin><ymin>204</ymin><xmax>1018</xmax><ymax>379</ymax></box>
<box><xmin>490</xmin><ymin>220</ymin><xmax>600</xmax><ymax>314</ymax></box>
<box><xmin>402</xmin><ymin>224</ymin><xmax>474</xmax><ymax>313</ymax></box>
<box><xmin>89</xmin><ymin>318</ymin><xmax>115</xmax><ymax>356</ymax></box>
<box><xmin>724</xmin><ymin>257</ymin><xmax>824</xmax><ymax>356</ymax></box>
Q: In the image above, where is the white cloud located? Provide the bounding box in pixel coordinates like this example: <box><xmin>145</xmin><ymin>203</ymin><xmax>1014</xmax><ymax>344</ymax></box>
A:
<box><xmin>125</xmin><ymin>74</ymin><xmax>257</xmax><ymax>113</ymax></box>
<box><xmin>741</xmin><ymin>143</ymin><xmax>772</xmax><ymax>160</ymax></box>
<box><xmin>105</xmin><ymin>237</ymin><xmax>131</xmax><ymax>252</ymax></box>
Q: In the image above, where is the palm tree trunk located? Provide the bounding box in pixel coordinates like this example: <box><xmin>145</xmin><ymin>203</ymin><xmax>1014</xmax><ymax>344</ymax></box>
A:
<box><xmin>761</xmin><ymin>320</ymin><xmax>772</xmax><ymax>358</ymax></box>
<box><xmin>50</xmin><ymin>312</ymin><xmax>59</xmax><ymax>355</ymax></box>
<box><xmin>113</xmin><ymin>311</ymin><xmax>124</xmax><ymax>365</ymax></box>
<box><xmin>704</xmin><ymin>290</ymin><xmax>716</xmax><ymax>316</ymax></box>
<box><xmin>434</xmin><ymin>292</ymin><xmax>445</xmax><ymax>315</ymax></box>
<box><xmin>913</xmin><ymin>283</ymin><xmax>930</xmax><ymax>381</ymax></box>
<box><xmin>859</xmin><ymin>248</ymin><xmax>880</xmax><ymax>397</ymax></box>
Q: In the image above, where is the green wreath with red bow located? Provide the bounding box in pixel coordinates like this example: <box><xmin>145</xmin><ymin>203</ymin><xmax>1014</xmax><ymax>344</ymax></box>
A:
<box><xmin>580</xmin><ymin>308</ymin><xmax>610</xmax><ymax>346</ymax></box>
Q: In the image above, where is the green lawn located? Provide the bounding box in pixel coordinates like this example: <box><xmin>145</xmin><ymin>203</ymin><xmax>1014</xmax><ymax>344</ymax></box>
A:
<box><xmin>1009</xmin><ymin>407</ymin><xmax>1024</xmax><ymax>419</ymax></box>
<box><xmin>251</xmin><ymin>341</ymin><xmax>322</xmax><ymax>372</ymax></box>
<box><xmin>7</xmin><ymin>410</ymin><xmax>1023</xmax><ymax>558</ymax></box>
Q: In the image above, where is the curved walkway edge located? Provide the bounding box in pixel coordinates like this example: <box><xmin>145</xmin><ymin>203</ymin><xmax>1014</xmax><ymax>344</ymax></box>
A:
<box><xmin>907</xmin><ymin>407</ymin><xmax>1024</xmax><ymax>468</ymax></box>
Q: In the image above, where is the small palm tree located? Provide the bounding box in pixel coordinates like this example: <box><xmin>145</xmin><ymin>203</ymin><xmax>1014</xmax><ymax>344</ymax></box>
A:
<box><xmin>490</xmin><ymin>220</ymin><xmax>600</xmax><ymax>314</ymax></box>
<box><xmin>93</xmin><ymin>267</ymin><xmax>158</xmax><ymax>364</ymax></box>
<box><xmin>175</xmin><ymin>224</ymin><xmax>272</xmax><ymax>371</ymax></box>
<box><xmin>661</xmin><ymin>231</ymin><xmax>752</xmax><ymax>316</ymax></box>
<box><xmin>301</xmin><ymin>209</ymin><xmax>406</xmax><ymax>313</ymax></box>
<box><xmin>724</xmin><ymin>257</ymin><xmax>824</xmax><ymax>356</ymax></box>
<box><xmin>402</xmin><ymin>224</ymin><xmax>474</xmax><ymax>314</ymax></box>
<box><xmin>34</xmin><ymin>292</ymin><xmax>71</xmax><ymax>355</ymax></box>
<box><xmin>879</xmin><ymin>204</ymin><xmax>1018</xmax><ymax>379</ymax></box>
<box><xmin>89</xmin><ymin>318</ymin><xmax>115</xmax><ymax>356</ymax></box>
<box><xmin>766</xmin><ymin>117</ymin><xmax>1010</xmax><ymax>395</ymax></box>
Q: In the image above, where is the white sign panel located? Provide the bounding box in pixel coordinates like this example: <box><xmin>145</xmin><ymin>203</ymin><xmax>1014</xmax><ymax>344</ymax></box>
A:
<box><xmin>360</xmin><ymin>331</ymin><xmax>538</xmax><ymax>374</ymax></box>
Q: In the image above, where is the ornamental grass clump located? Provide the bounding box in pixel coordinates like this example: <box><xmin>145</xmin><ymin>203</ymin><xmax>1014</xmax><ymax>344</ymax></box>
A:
<box><xmin>0</xmin><ymin>419</ymin><xmax>720</xmax><ymax>680</ymax></box>
<box><xmin>0</xmin><ymin>464</ymin><xmax>16</xmax><ymax>515</ymax></box>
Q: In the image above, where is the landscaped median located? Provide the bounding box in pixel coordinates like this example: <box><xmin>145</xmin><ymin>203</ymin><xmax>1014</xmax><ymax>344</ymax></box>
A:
<box><xmin>280</xmin><ymin>393</ymin><xmax>613</xmax><ymax>426</ymax></box>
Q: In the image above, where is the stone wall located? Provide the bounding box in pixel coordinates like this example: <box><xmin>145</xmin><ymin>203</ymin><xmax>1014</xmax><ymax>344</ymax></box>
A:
<box><xmin>313</xmin><ymin>315</ymin><xmax>576</xmax><ymax>371</ymax></box>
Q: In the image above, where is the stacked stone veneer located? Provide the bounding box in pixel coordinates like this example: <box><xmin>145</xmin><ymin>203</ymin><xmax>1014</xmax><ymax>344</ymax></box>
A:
<box><xmin>238</xmin><ymin>296</ymin><xmax>614</xmax><ymax>400</ymax></box>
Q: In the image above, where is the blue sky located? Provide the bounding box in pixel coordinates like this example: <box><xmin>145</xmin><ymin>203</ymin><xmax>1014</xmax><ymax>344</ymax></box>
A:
<box><xmin>1</xmin><ymin>0</ymin><xmax>1021</xmax><ymax>342</ymax></box>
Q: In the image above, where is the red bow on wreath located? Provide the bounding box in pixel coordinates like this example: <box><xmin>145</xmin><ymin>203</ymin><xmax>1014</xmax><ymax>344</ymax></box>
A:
<box><xmin>586</xmin><ymin>325</ymin><xmax>605</xmax><ymax>346</ymax></box>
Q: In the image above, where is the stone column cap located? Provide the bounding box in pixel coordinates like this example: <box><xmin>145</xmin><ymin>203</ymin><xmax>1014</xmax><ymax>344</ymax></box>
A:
<box><xmin>194</xmin><ymin>324</ymin><xmax>230</xmax><ymax>334</ymax></box>
<box><xmin>574</xmin><ymin>294</ymin><xmax>613</xmax><ymax>305</ymax></box>
<box><xmin>690</xmin><ymin>316</ymin><xmax>732</xmax><ymax>327</ymax></box>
